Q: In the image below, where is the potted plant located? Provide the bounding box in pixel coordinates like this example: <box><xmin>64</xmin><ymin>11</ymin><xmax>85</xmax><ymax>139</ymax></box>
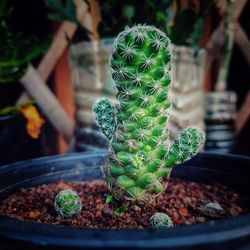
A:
<box><xmin>0</xmin><ymin>25</ymin><xmax>249</xmax><ymax>249</ymax></box>
<box><xmin>92</xmin><ymin>24</ymin><xmax>205</xmax><ymax>204</ymax></box>
<box><xmin>0</xmin><ymin>4</ymin><xmax>48</xmax><ymax>165</ymax></box>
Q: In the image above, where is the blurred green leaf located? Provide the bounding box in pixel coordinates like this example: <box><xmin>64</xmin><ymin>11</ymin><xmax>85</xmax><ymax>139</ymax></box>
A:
<box><xmin>169</xmin><ymin>8</ymin><xmax>196</xmax><ymax>45</ymax></box>
<box><xmin>0</xmin><ymin>8</ymin><xmax>51</xmax><ymax>83</ymax></box>
<box><xmin>44</xmin><ymin>0</ymin><xmax>63</xmax><ymax>11</ymax></box>
<box><xmin>113</xmin><ymin>205</ymin><xmax>126</xmax><ymax>216</ymax></box>
<box><xmin>66</xmin><ymin>0</ymin><xmax>76</xmax><ymax>19</ymax></box>
<box><xmin>122</xmin><ymin>5</ymin><xmax>135</xmax><ymax>21</ymax></box>
<box><xmin>0</xmin><ymin>0</ymin><xmax>11</xmax><ymax>17</ymax></box>
<box><xmin>0</xmin><ymin>100</ymin><xmax>36</xmax><ymax>116</ymax></box>
<box><xmin>98</xmin><ymin>0</ymin><xmax>208</xmax><ymax>47</ymax></box>
<box><xmin>44</xmin><ymin>0</ymin><xmax>90</xmax><ymax>35</ymax></box>
<box><xmin>0</xmin><ymin>105</ymin><xmax>21</xmax><ymax>116</ymax></box>
<box><xmin>164</xmin><ymin>0</ymin><xmax>175</xmax><ymax>9</ymax></box>
<box><xmin>105</xmin><ymin>194</ymin><xmax>113</xmax><ymax>204</ymax></box>
<box><xmin>0</xmin><ymin>64</ymin><xmax>28</xmax><ymax>83</ymax></box>
<box><xmin>45</xmin><ymin>0</ymin><xmax>74</xmax><ymax>22</ymax></box>
<box><xmin>98</xmin><ymin>0</ymin><xmax>175</xmax><ymax>37</ymax></box>
<box><xmin>0</xmin><ymin>31</ymin><xmax>51</xmax><ymax>67</ymax></box>
<box><xmin>187</xmin><ymin>18</ymin><xmax>205</xmax><ymax>48</ymax></box>
<box><xmin>155</xmin><ymin>11</ymin><xmax>165</xmax><ymax>23</ymax></box>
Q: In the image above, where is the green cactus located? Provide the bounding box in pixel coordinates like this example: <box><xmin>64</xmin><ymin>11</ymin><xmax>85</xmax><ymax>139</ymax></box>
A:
<box><xmin>93</xmin><ymin>24</ymin><xmax>205</xmax><ymax>204</ymax></box>
<box><xmin>54</xmin><ymin>189</ymin><xmax>82</xmax><ymax>218</ymax></box>
<box><xmin>93</xmin><ymin>97</ymin><xmax>116</xmax><ymax>140</ymax></box>
<box><xmin>150</xmin><ymin>212</ymin><xmax>173</xmax><ymax>228</ymax></box>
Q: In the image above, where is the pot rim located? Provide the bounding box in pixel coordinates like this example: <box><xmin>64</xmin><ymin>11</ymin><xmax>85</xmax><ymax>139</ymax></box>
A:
<box><xmin>0</xmin><ymin>151</ymin><xmax>250</xmax><ymax>248</ymax></box>
<box><xmin>0</xmin><ymin>112</ymin><xmax>21</xmax><ymax>122</ymax></box>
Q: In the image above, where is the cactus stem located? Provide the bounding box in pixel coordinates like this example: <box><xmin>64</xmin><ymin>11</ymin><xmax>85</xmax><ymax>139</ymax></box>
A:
<box><xmin>93</xmin><ymin>25</ymin><xmax>205</xmax><ymax>205</ymax></box>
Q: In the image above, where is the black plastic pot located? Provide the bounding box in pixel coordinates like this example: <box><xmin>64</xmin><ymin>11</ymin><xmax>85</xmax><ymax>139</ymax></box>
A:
<box><xmin>0</xmin><ymin>113</ymin><xmax>41</xmax><ymax>165</ymax></box>
<box><xmin>205</xmin><ymin>92</ymin><xmax>237</xmax><ymax>154</ymax></box>
<box><xmin>74</xmin><ymin>127</ymin><xmax>109</xmax><ymax>152</ymax></box>
<box><xmin>0</xmin><ymin>151</ymin><xmax>250</xmax><ymax>250</ymax></box>
<box><xmin>205</xmin><ymin>123</ymin><xmax>236</xmax><ymax>153</ymax></box>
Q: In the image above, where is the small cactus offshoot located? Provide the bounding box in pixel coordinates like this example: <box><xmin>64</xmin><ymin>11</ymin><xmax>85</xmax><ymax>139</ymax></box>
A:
<box><xmin>93</xmin><ymin>24</ymin><xmax>205</xmax><ymax>204</ymax></box>
<box><xmin>54</xmin><ymin>189</ymin><xmax>82</xmax><ymax>218</ymax></box>
<box><xmin>150</xmin><ymin>212</ymin><xmax>173</xmax><ymax>229</ymax></box>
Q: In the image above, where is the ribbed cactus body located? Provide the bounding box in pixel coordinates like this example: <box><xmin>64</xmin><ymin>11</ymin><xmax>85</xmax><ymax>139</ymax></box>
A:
<box><xmin>93</xmin><ymin>25</ymin><xmax>205</xmax><ymax>204</ymax></box>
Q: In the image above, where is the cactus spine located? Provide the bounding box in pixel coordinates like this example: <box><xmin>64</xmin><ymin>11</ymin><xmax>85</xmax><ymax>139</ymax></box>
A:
<box><xmin>93</xmin><ymin>25</ymin><xmax>205</xmax><ymax>204</ymax></box>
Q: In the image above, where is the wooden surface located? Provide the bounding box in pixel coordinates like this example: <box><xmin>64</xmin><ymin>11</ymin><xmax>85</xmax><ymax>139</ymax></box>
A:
<box><xmin>54</xmin><ymin>50</ymin><xmax>75</xmax><ymax>152</ymax></box>
<box><xmin>54</xmin><ymin>0</ymin><xmax>101</xmax><ymax>152</ymax></box>
<box><xmin>21</xmin><ymin>65</ymin><xmax>74</xmax><ymax>143</ymax></box>
<box><xmin>236</xmin><ymin>91</ymin><xmax>250</xmax><ymax>134</ymax></box>
<box><xmin>234</xmin><ymin>22</ymin><xmax>250</xmax><ymax>66</ymax></box>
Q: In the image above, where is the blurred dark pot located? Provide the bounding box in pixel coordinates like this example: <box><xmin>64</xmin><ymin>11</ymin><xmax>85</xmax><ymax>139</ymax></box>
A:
<box><xmin>0</xmin><ymin>113</ymin><xmax>40</xmax><ymax>165</ymax></box>
<box><xmin>205</xmin><ymin>92</ymin><xmax>237</xmax><ymax>153</ymax></box>
<box><xmin>0</xmin><ymin>152</ymin><xmax>250</xmax><ymax>249</ymax></box>
<box><xmin>74</xmin><ymin>127</ymin><xmax>109</xmax><ymax>152</ymax></box>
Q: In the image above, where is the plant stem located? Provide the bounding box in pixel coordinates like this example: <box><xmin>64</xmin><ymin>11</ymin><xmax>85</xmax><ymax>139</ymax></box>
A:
<box><xmin>215</xmin><ymin>0</ymin><xmax>234</xmax><ymax>91</ymax></box>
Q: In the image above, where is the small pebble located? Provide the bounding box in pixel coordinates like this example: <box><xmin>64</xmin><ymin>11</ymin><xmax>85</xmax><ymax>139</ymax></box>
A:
<box><xmin>196</xmin><ymin>217</ymin><xmax>206</xmax><ymax>223</ymax></box>
<box><xmin>205</xmin><ymin>202</ymin><xmax>224</xmax><ymax>211</ymax></box>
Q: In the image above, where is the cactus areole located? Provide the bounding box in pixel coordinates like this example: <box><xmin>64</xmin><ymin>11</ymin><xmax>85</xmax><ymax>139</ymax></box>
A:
<box><xmin>93</xmin><ymin>24</ymin><xmax>205</xmax><ymax>204</ymax></box>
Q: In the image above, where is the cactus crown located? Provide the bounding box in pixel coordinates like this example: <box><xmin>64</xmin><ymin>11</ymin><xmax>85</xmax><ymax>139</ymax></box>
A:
<box><xmin>93</xmin><ymin>24</ymin><xmax>205</xmax><ymax>204</ymax></box>
<box><xmin>54</xmin><ymin>189</ymin><xmax>82</xmax><ymax>218</ymax></box>
<box><xmin>150</xmin><ymin>212</ymin><xmax>173</xmax><ymax>228</ymax></box>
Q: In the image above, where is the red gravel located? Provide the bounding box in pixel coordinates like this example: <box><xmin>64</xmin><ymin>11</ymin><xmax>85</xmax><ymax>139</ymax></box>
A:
<box><xmin>0</xmin><ymin>179</ymin><xmax>249</xmax><ymax>229</ymax></box>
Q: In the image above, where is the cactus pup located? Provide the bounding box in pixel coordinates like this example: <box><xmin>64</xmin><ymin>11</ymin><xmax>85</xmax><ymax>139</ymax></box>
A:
<box><xmin>54</xmin><ymin>189</ymin><xmax>82</xmax><ymax>218</ymax></box>
<box><xmin>150</xmin><ymin>212</ymin><xmax>173</xmax><ymax>228</ymax></box>
<box><xmin>93</xmin><ymin>24</ymin><xmax>205</xmax><ymax>204</ymax></box>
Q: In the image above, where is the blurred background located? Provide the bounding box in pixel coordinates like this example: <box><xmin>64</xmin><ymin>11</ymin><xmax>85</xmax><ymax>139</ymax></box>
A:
<box><xmin>0</xmin><ymin>0</ymin><xmax>249</xmax><ymax>165</ymax></box>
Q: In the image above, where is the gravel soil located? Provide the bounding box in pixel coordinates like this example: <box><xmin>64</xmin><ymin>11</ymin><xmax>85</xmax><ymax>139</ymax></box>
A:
<box><xmin>0</xmin><ymin>179</ymin><xmax>249</xmax><ymax>229</ymax></box>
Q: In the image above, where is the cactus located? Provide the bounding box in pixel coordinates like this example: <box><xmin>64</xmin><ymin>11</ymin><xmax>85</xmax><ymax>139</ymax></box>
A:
<box><xmin>93</xmin><ymin>24</ymin><xmax>205</xmax><ymax>204</ymax></box>
<box><xmin>54</xmin><ymin>189</ymin><xmax>82</xmax><ymax>218</ymax></box>
<box><xmin>93</xmin><ymin>97</ymin><xmax>116</xmax><ymax>140</ymax></box>
<box><xmin>150</xmin><ymin>212</ymin><xmax>173</xmax><ymax>228</ymax></box>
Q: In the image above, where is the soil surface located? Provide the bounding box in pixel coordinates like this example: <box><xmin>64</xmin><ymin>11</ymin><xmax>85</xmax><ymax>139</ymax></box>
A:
<box><xmin>0</xmin><ymin>179</ymin><xmax>249</xmax><ymax>229</ymax></box>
